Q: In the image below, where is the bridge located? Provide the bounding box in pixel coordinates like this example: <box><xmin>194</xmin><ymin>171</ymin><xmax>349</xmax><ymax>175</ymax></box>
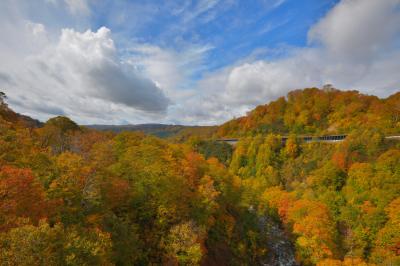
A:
<box><xmin>217</xmin><ymin>135</ymin><xmax>400</xmax><ymax>146</ymax></box>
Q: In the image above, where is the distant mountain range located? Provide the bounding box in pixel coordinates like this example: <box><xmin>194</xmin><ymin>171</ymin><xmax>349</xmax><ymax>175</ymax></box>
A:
<box><xmin>86</xmin><ymin>124</ymin><xmax>217</xmax><ymax>139</ymax></box>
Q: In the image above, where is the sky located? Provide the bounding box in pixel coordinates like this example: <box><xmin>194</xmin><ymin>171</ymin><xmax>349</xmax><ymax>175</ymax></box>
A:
<box><xmin>0</xmin><ymin>0</ymin><xmax>399</xmax><ymax>125</ymax></box>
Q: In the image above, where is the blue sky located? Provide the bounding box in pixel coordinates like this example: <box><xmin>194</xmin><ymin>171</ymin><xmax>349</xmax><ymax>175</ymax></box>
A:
<box><xmin>0</xmin><ymin>0</ymin><xmax>399</xmax><ymax>125</ymax></box>
<box><xmin>94</xmin><ymin>0</ymin><xmax>338</xmax><ymax>77</ymax></box>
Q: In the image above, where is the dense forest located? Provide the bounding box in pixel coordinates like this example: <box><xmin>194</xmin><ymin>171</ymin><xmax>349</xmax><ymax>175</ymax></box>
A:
<box><xmin>0</xmin><ymin>88</ymin><xmax>399</xmax><ymax>265</ymax></box>
<box><xmin>217</xmin><ymin>87</ymin><xmax>400</xmax><ymax>137</ymax></box>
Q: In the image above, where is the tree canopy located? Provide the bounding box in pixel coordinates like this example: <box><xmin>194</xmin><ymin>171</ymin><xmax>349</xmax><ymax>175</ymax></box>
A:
<box><xmin>0</xmin><ymin>87</ymin><xmax>399</xmax><ymax>265</ymax></box>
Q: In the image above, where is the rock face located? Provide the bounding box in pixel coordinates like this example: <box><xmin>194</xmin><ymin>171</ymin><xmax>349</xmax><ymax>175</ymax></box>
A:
<box><xmin>259</xmin><ymin>215</ymin><xmax>297</xmax><ymax>266</ymax></box>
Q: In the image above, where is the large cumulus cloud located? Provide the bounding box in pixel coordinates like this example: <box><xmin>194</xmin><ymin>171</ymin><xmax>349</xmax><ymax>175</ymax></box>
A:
<box><xmin>0</xmin><ymin>1</ymin><xmax>170</xmax><ymax>123</ymax></box>
<box><xmin>52</xmin><ymin>27</ymin><xmax>170</xmax><ymax>112</ymax></box>
<box><xmin>0</xmin><ymin>25</ymin><xmax>170</xmax><ymax>123</ymax></box>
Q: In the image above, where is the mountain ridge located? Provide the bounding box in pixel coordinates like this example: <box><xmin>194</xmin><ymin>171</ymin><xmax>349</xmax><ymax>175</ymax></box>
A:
<box><xmin>217</xmin><ymin>87</ymin><xmax>400</xmax><ymax>137</ymax></box>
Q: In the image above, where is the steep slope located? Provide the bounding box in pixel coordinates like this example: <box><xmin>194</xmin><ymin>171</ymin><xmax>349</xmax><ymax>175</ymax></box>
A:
<box><xmin>220</xmin><ymin>88</ymin><xmax>400</xmax><ymax>265</ymax></box>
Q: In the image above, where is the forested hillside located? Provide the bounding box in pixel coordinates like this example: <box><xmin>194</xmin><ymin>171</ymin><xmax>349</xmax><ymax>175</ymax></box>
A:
<box><xmin>225</xmin><ymin>131</ymin><xmax>400</xmax><ymax>265</ymax></box>
<box><xmin>0</xmin><ymin>88</ymin><xmax>399</xmax><ymax>265</ymax></box>
<box><xmin>217</xmin><ymin>87</ymin><xmax>400</xmax><ymax>137</ymax></box>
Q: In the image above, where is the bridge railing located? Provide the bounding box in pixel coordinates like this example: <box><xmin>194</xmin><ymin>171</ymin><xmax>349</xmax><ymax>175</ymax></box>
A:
<box><xmin>217</xmin><ymin>134</ymin><xmax>400</xmax><ymax>146</ymax></box>
<box><xmin>217</xmin><ymin>134</ymin><xmax>348</xmax><ymax>145</ymax></box>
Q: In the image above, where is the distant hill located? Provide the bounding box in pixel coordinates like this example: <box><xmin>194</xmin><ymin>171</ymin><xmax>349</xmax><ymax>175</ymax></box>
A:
<box><xmin>87</xmin><ymin>123</ymin><xmax>217</xmax><ymax>139</ymax></box>
<box><xmin>217</xmin><ymin>87</ymin><xmax>400</xmax><ymax>137</ymax></box>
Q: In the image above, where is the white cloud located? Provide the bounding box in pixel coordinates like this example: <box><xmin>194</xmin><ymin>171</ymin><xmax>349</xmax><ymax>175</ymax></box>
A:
<box><xmin>26</xmin><ymin>22</ymin><xmax>47</xmax><ymax>36</ymax></box>
<box><xmin>44</xmin><ymin>0</ymin><xmax>90</xmax><ymax>15</ymax></box>
<box><xmin>0</xmin><ymin>21</ymin><xmax>170</xmax><ymax>123</ymax></box>
<box><xmin>182</xmin><ymin>0</ymin><xmax>221</xmax><ymax>23</ymax></box>
<box><xmin>308</xmin><ymin>0</ymin><xmax>400</xmax><ymax>62</ymax></box>
<box><xmin>53</xmin><ymin>27</ymin><xmax>169</xmax><ymax>111</ymax></box>
<box><xmin>127</xmin><ymin>44</ymin><xmax>213</xmax><ymax>94</ymax></box>
<box><xmin>65</xmin><ymin>0</ymin><xmax>89</xmax><ymax>14</ymax></box>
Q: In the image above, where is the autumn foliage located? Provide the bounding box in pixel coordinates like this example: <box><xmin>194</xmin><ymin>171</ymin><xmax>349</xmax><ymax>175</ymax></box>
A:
<box><xmin>0</xmin><ymin>88</ymin><xmax>399</xmax><ymax>265</ymax></box>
